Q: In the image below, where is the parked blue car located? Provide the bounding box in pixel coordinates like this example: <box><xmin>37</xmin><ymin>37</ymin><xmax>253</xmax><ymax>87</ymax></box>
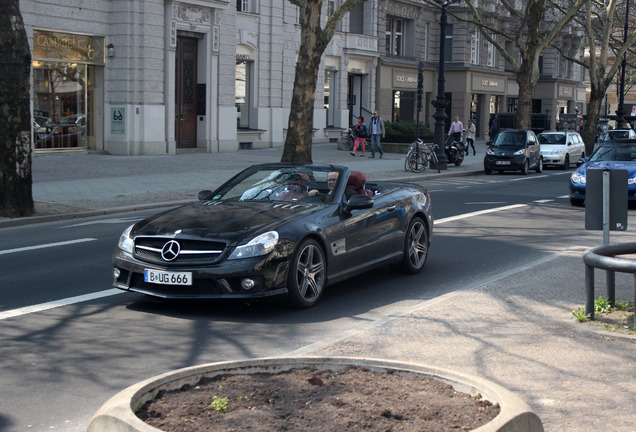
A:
<box><xmin>569</xmin><ymin>140</ymin><xmax>636</xmax><ymax>206</ymax></box>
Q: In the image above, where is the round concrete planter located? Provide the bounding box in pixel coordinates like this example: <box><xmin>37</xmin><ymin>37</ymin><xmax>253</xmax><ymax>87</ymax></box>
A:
<box><xmin>87</xmin><ymin>356</ymin><xmax>543</xmax><ymax>432</ymax></box>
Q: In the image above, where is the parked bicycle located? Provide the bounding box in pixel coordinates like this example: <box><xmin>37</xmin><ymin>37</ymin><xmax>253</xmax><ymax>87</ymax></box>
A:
<box><xmin>338</xmin><ymin>127</ymin><xmax>355</xmax><ymax>151</ymax></box>
<box><xmin>338</xmin><ymin>127</ymin><xmax>368</xmax><ymax>152</ymax></box>
<box><xmin>404</xmin><ymin>139</ymin><xmax>440</xmax><ymax>173</ymax></box>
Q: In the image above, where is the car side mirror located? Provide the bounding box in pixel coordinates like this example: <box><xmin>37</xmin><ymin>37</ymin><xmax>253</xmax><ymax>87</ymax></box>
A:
<box><xmin>198</xmin><ymin>190</ymin><xmax>214</xmax><ymax>201</ymax></box>
<box><xmin>576</xmin><ymin>158</ymin><xmax>588</xmax><ymax>167</ymax></box>
<box><xmin>343</xmin><ymin>195</ymin><xmax>374</xmax><ymax>213</ymax></box>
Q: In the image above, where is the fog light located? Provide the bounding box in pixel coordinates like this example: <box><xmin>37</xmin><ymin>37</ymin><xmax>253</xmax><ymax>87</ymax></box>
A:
<box><xmin>241</xmin><ymin>278</ymin><xmax>255</xmax><ymax>290</ymax></box>
<box><xmin>113</xmin><ymin>268</ymin><xmax>120</xmax><ymax>279</ymax></box>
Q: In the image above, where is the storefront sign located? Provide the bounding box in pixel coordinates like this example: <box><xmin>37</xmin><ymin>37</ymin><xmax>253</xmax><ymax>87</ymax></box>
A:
<box><xmin>111</xmin><ymin>108</ymin><xmax>125</xmax><ymax>134</ymax></box>
<box><xmin>33</xmin><ymin>30</ymin><xmax>105</xmax><ymax>65</ymax></box>
<box><xmin>472</xmin><ymin>75</ymin><xmax>504</xmax><ymax>92</ymax></box>
<box><xmin>393</xmin><ymin>71</ymin><xmax>418</xmax><ymax>89</ymax></box>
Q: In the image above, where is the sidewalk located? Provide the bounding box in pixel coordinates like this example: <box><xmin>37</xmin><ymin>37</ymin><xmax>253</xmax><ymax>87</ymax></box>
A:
<box><xmin>2</xmin><ymin>139</ymin><xmax>487</xmax><ymax>227</ymax></box>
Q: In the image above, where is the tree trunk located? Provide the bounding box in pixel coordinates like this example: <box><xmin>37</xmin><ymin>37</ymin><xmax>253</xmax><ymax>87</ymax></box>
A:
<box><xmin>583</xmin><ymin>84</ymin><xmax>606</xmax><ymax>156</ymax></box>
<box><xmin>515</xmin><ymin>60</ymin><xmax>537</xmax><ymax>131</ymax></box>
<box><xmin>0</xmin><ymin>1</ymin><xmax>34</xmax><ymax>217</ymax></box>
<box><xmin>281</xmin><ymin>0</ymin><xmax>326</xmax><ymax>163</ymax></box>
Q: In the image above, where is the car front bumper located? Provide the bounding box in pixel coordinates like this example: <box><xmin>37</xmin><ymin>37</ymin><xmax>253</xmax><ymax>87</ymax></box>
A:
<box><xmin>112</xmin><ymin>249</ymin><xmax>290</xmax><ymax>299</ymax></box>
<box><xmin>484</xmin><ymin>155</ymin><xmax>527</xmax><ymax>171</ymax></box>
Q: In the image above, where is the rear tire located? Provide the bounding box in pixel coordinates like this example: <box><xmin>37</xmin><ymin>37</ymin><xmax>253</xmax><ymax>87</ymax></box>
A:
<box><xmin>535</xmin><ymin>157</ymin><xmax>543</xmax><ymax>173</ymax></box>
<box><xmin>286</xmin><ymin>239</ymin><xmax>326</xmax><ymax>308</ymax></box>
<box><xmin>484</xmin><ymin>167</ymin><xmax>492</xmax><ymax>175</ymax></box>
<box><xmin>520</xmin><ymin>160</ymin><xmax>529</xmax><ymax>175</ymax></box>
<box><xmin>399</xmin><ymin>217</ymin><xmax>429</xmax><ymax>274</ymax></box>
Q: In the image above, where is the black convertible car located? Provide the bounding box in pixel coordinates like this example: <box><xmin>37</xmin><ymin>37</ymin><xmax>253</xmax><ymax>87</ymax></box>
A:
<box><xmin>113</xmin><ymin>163</ymin><xmax>433</xmax><ymax>307</ymax></box>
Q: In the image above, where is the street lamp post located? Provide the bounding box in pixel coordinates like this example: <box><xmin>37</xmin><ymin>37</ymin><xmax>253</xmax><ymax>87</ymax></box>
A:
<box><xmin>615</xmin><ymin>0</ymin><xmax>630</xmax><ymax>129</ymax></box>
<box><xmin>431</xmin><ymin>0</ymin><xmax>457</xmax><ymax>170</ymax></box>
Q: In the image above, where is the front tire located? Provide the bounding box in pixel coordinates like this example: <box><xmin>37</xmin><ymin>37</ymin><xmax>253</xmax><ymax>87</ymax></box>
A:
<box><xmin>454</xmin><ymin>151</ymin><xmax>464</xmax><ymax>166</ymax></box>
<box><xmin>399</xmin><ymin>217</ymin><xmax>429</xmax><ymax>274</ymax></box>
<box><xmin>570</xmin><ymin>197</ymin><xmax>584</xmax><ymax>207</ymax></box>
<box><xmin>286</xmin><ymin>239</ymin><xmax>326</xmax><ymax>308</ymax></box>
<box><xmin>562</xmin><ymin>154</ymin><xmax>570</xmax><ymax>170</ymax></box>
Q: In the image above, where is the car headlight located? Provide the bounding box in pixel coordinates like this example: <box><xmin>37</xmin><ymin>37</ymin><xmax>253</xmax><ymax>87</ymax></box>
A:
<box><xmin>628</xmin><ymin>176</ymin><xmax>636</xmax><ymax>185</ymax></box>
<box><xmin>513</xmin><ymin>149</ymin><xmax>525</xmax><ymax>156</ymax></box>
<box><xmin>571</xmin><ymin>172</ymin><xmax>586</xmax><ymax>184</ymax></box>
<box><xmin>552</xmin><ymin>149</ymin><xmax>565</xmax><ymax>155</ymax></box>
<box><xmin>486</xmin><ymin>148</ymin><xmax>494</xmax><ymax>155</ymax></box>
<box><xmin>118</xmin><ymin>224</ymin><xmax>134</xmax><ymax>253</ymax></box>
<box><xmin>228</xmin><ymin>231</ymin><xmax>279</xmax><ymax>260</ymax></box>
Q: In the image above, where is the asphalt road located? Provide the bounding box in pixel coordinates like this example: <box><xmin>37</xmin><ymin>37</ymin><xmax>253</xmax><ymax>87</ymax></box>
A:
<box><xmin>0</xmin><ymin>170</ymin><xmax>628</xmax><ymax>431</ymax></box>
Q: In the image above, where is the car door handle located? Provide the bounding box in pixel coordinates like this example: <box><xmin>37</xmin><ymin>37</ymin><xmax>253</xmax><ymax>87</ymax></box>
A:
<box><xmin>387</xmin><ymin>205</ymin><xmax>396</xmax><ymax>212</ymax></box>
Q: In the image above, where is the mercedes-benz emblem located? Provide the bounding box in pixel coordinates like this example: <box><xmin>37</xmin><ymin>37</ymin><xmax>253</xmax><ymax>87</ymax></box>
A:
<box><xmin>161</xmin><ymin>240</ymin><xmax>181</xmax><ymax>261</ymax></box>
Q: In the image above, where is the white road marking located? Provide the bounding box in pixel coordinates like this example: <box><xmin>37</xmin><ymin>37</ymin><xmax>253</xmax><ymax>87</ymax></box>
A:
<box><xmin>0</xmin><ymin>238</ymin><xmax>97</xmax><ymax>256</ymax></box>
<box><xmin>534</xmin><ymin>199</ymin><xmax>554</xmax><ymax>203</ymax></box>
<box><xmin>436</xmin><ymin>204</ymin><xmax>527</xmax><ymax>225</ymax></box>
<box><xmin>0</xmin><ymin>289</ymin><xmax>122</xmax><ymax>321</ymax></box>
<box><xmin>61</xmin><ymin>217</ymin><xmax>140</xmax><ymax>228</ymax></box>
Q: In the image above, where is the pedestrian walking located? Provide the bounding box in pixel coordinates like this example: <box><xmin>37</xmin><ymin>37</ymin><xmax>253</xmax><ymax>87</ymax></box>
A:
<box><xmin>369</xmin><ymin>110</ymin><xmax>385</xmax><ymax>159</ymax></box>
<box><xmin>448</xmin><ymin>115</ymin><xmax>464</xmax><ymax>142</ymax></box>
<box><xmin>489</xmin><ymin>114</ymin><xmax>499</xmax><ymax>142</ymax></box>
<box><xmin>465</xmin><ymin>119</ymin><xmax>476</xmax><ymax>155</ymax></box>
<box><xmin>350</xmin><ymin>116</ymin><xmax>367</xmax><ymax>157</ymax></box>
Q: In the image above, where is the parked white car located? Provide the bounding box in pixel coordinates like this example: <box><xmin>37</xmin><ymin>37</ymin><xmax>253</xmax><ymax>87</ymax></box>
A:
<box><xmin>537</xmin><ymin>131</ymin><xmax>585</xmax><ymax>169</ymax></box>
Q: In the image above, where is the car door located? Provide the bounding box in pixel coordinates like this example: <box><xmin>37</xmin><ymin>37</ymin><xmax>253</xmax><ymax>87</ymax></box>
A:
<box><xmin>527</xmin><ymin>131</ymin><xmax>540</xmax><ymax>167</ymax></box>
<box><xmin>342</xmin><ymin>191</ymin><xmax>400</xmax><ymax>272</ymax></box>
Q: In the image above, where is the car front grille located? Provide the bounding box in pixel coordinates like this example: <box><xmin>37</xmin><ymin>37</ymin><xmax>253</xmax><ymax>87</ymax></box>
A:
<box><xmin>133</xmin><ymin>237</ymin><xmax>227</xmax><ymax>265</ymax></box>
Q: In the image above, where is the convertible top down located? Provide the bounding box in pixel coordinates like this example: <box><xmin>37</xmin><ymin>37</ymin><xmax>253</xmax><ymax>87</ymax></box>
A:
<box><xmin>113</xmin><ymin>163</ymin><xmax>434</xmax><ymax>307</ymax></box>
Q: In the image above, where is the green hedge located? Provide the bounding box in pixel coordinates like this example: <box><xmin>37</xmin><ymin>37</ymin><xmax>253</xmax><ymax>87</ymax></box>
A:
<box><xmin>384</xmin><ymin>121</ymin><xmax>434</xmax><ymax>143</ymax></box>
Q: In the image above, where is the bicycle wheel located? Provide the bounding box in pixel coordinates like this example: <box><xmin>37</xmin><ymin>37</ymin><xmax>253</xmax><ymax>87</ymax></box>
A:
<box><xmin>406</xmin><ymin>150</ymin><xmax>427</xmax><ymax>173</ymax></box>
<box><xmin>430</xmin><ymin>152</ymin><xmax>440</xmax><ymax>173</ymax></box>
<box><xmin>338</xmin><ymin>136</ymin><xmax>353</xmax><ymax>151</ymax></box>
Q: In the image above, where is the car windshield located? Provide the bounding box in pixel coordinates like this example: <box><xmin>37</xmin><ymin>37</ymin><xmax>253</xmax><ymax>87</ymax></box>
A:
<box><xmin>589</xmin><ymin>145</ymin><xmax>636</xmax><ymax>162</ymax></box>
<box><xmin>538</xmin><ymin>134</ymin><xmax>565</xmax><ymax>145</ymax></box>
<box><xmin>210</xmin><ymin>166</ymin><xmax>345</xmax><ymax>204</ymax></box>
<box><xmin>492</xmin><ymin>131</ymin><xmax>526</xmax><ymax>148</ymax></box>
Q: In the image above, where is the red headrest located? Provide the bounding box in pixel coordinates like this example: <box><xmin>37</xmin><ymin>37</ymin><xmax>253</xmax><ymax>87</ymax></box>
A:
<box><xmin>346</xmin><ymin>171</ymin><xmax>366</xmax><ymax>194</ymax></box>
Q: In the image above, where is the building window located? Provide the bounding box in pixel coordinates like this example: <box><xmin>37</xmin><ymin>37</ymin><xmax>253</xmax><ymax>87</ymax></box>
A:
<box><xmin>236</xmin><ymin>59</ymin><xmax>252</xmax><ymax>128</ymax></box>
<box><xmin>386</xmin><ymin>17</ymin><xmax>404</xmax><ymax>56</ymax></box>
<box><xmin>422</xmin><ymin>22</ymin><xmax>429</xmax><ymax>62</ymax></box>
<box><xmin>470</xmin><ymin>30</ymin><xmax>480</xmax><ymax>65</ymax></box>
<box><xmin>555</xmin><ymin>52</ymin><xmax>560</xmax><ymax>76</ymax></box>
<box><xmin>327</xmin><ymin>0</ymin><xmax>335</xmax><ymax>17</ymax></box>
<box><xmin>445</xmin><ymin>24</ymin><xmax>453</xmax><ymax>62</ymax></box>
<box><xmin>237</xmin><ymin>0</ymin><xmax>256</xmax><ymax>13</ymax></box>
<box><xmin>487</xmin><ymin>34</ymin><xmax>495</xmax><ymax>67</ymax></box>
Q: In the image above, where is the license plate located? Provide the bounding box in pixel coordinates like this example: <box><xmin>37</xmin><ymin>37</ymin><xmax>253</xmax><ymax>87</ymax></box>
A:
<box><xmin>144</xmin><ymin>269</ymin><xmax>192</xmax><ymax>285</ymax></box>
<box><xmin>495</xmin><ymin>161</ymin><xmax>511</xmax><ymax>165</ymax></box>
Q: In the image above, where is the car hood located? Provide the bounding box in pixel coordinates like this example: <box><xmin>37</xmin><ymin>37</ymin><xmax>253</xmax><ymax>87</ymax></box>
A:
<box><xmin>132</xmin><ymin>200</ymin><xmax>318</xmax><ymax>240</ymax></box>
<box><xmin>489</xmin><ymin>146</ymin><xmax>525</xmax><ymax>156</ymax></box>
<box><xmin>540</xmin><ymin>144</ymin><xmax>565</xmax><ymax>152</ymax></box>
<box><xmin>577</xmin><ymin>161</ymin><xmax>636</xmax><ymax>176</ymax></box>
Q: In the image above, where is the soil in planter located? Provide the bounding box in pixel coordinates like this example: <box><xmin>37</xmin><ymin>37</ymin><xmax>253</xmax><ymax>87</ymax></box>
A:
<box><xmin>138</xmin><ymin>366</ymin><xmax>500</xmax><ymax>431</ymax></box>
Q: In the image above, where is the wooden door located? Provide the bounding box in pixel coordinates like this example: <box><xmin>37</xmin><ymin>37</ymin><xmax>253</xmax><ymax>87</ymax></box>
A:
<box><xmin>175</xmin><ymin>37</ymin><xmax>197</xmax><ymax>148</ymax></box>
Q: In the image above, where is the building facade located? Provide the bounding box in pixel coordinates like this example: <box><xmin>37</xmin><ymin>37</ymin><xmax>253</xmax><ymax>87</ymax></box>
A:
<box><xmin>22</xmin><ymin>0</ymin><xmax>587</xmax><ymax>156</ymax></box>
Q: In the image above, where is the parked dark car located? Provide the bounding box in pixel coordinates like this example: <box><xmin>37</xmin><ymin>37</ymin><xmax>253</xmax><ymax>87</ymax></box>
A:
<box><xmin>570</xmin><ymin>140</ymin><xmax>636</xmax><ymax>206</ymax></box>
<box><xmin>484</xmin><ymin>129</ymin><xmax>542</xmax><ymax>175</ymax></box>
<box><xmin>593</xmin><ymin>129</ymin><xmax>636</xmax><ymax>152</ymax></box>
<box><xmin>112</xmin><ymin>163</ymin><xmax>434</xmax><ymax>308</ymax></box>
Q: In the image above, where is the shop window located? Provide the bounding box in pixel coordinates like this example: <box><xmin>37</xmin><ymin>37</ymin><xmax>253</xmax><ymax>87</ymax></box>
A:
<box><xmin>507</xmin><ymin>98</ymin><xmax>518</xmax><ymax>113</ymax></box>
<box><xmin>324</xmin><ymin>70</ymin><xmax>337</xmax><ymax>127</ymax></box>
<box><xmin>32</xmin><ymin>61</ymin><xmax>87</xmax><ymax>149</ymax></box>
<box><xmin>236</xmin><ymin>59</ymin><xmax>252</xmax><ymax>128</ymax></box>
<box><xmin>470</xmin><ymin>30</ymin><xmax>480</xmax><ymax>65</ymax></box>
